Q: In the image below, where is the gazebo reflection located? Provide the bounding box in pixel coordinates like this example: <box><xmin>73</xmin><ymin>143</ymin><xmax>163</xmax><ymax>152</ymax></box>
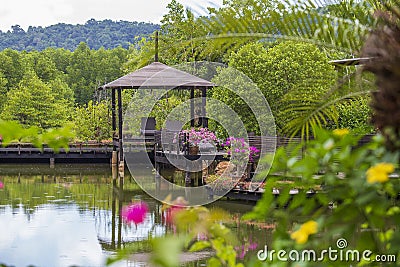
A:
<box><xmin>94</xmin><ymin>170</ymin><xmax>172</xmax><ymax>251</ymax></box>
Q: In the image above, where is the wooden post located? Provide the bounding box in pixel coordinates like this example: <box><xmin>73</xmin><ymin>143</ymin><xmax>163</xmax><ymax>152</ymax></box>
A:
<box><xmin>118</xmin><ymin>161</ymin><xmax>124</xmax><ymax>178</ymax></box>
<box><xmin>50</xmin><ymin>158</ymin><xmax>55</xmax><ymax>168</ymax></box>
<box><xmin>201</xmin><ymin>87</ymin><xmax>208</xmax><ymax>128</ymax></box>
<box><xmin>111</xmin><ymin>88</ymin><xmax>117</xmax><ymax>152</ymax></box>
<box><xmin>111</xmin><ymin>178</ymin><xmax>116</xmax><ymax>249</ymax></box>
<box><xmin>111</xmin><ymin>151</ymin><xmax>118</xmax><ymax>166</ymax></box>
<box><xmin>185</xmin><ymin>171</ymin><xmax>191</xmax><ymax>187</ymax></box>
<box><xmin>190</xmin><ymin>88</ymin><xmax>195</xmax><ymax>127</ymax></box>
<box><xmin>112</xmin><ymin>163</ymin><xmax>118</xmax><ymax>180</ymax></box>
<box><xmin>117</xmin><ymin>88</ymin><xmax>123</xmax><ymax>163</ymax></box>
<box><xmin>155</xmin><ymin>31</ymin><xmax>159</xmax><ymax>62</ymax></box>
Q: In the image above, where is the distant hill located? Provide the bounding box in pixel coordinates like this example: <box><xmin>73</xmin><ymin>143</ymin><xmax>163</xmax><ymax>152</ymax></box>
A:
<box><xmin>0</xmin><ymin>19</ymin><xmax>160</xmax><ymax>51</ymax></box>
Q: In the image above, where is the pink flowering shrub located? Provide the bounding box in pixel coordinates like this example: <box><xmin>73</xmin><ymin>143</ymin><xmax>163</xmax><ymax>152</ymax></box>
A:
<box><xmin>235</xmin><ymin>239</ymin><xmax>258</xmax><ymax>260</ymax></box>
<box><xmin>121</xmin><ymin>201</ymin><xmax>149</xmax><ymax>225</ymax></box>
<box><xmin>178</xmin><ymin>128</ymin><xmax>218</xmax><ymax>146</ymax></box>
<box><xmin>223</xmin><ymin>137</ymin><xmax>260</xmax><ymax>162</ymax></box>
<box><xmin>163</xmin><ymin>205</ymin><xmax>184</xmax><ymax>225</ymax></box>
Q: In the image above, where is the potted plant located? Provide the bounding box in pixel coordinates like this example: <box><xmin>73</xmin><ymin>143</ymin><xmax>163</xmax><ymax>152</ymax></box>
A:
<box><xmin>178</xmin><ymin>128</ymin><xmax>218</xmax><ymax>155</ymax></box>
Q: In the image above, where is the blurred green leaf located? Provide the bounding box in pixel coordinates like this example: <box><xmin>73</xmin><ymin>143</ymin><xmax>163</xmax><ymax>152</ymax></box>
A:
<box><xmin>189</xmin><ymin>240</ymin><xmax>211</xmax><ymax>252</ymax></box>
<box><xmin>0</xmin><ymin>120</ymin><xmax>74</xmax><ymax>152</ymax></box>
<box><xmin>150</xmin><ymin>236</ymin><xmax>187</xmax><ymax>267</ymax></box>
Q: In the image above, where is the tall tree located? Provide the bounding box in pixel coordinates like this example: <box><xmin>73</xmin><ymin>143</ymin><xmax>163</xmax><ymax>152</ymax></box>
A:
<box><xmin>198</xmin><ymin>0</ymin><xmax>380</xmax><ymax>138</ymax></box>
<box><xmin>0</xmin><ymin>49</ymin><xmax>25</xmax><ymax>91</ymax></box>
<box><xmin>362</xmin><ymin>1</ymin><xmax>400</xmax><ymax>150</ymax></box>
<box><xmin>212</xmin><ymin>41</ymin><xmax>337</xmax><ymax>136</ymax></box>
<box><xmin>1</xmin><ymin>72</ymin><xmax>70</xmax><ymax>128</ymax></box>
<box><xmin>0</xmin><ymin>72</ymin><xmax>8</xmax><ymax>112</ymax></box>
<box><xmin>73</xmin><ymin>100</ymin><xmax>112</xmax><ymax>141</ymax></box>
<box><xmin>66</xmin><ymin>42</ymin><xmax>97</xmax><ymax>105</ymax></box>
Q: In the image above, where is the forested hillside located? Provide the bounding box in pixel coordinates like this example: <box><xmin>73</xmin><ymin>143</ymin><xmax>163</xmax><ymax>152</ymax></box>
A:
<box><xmin>0</xmin><ymin>0</ymin><xmax>375</xmax><ymax>143</ymax></box>
<box><xmin>0</xmin><ymin>19</ymin><xmax>159</xmax><ymax>51</ymax></box>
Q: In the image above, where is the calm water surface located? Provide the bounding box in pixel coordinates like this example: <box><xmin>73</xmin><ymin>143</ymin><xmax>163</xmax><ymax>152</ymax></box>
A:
<box><xmin>0</xmin><ymin>164</ymin><xmax>269</xmax><ymax>267</ymax></box>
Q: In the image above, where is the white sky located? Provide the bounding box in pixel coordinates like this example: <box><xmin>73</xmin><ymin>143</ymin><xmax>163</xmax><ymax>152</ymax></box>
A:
<box><xmin>0</xmin><ymin>0</ymin><xmax>223</xmax><ymax>32</ymax></box>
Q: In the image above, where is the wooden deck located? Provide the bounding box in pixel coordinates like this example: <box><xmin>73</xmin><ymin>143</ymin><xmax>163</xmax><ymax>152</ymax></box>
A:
<box><xmin>212</xmin><ymin>188</ymin><xmax>317</xmax><ymax>202</ymax></box>
<box><xmin>0</xmin><ymin>142</ymin><xmax>114</xmax><ymax>163</ymax></box>
<box><xmin>154</xmin><ymin>150</ymin><xmax>228</xmax><ymax>164</ymax></box>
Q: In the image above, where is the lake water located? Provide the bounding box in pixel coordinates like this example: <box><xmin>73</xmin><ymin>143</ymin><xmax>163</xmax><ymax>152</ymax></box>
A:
<box><xmin>0</xmin><ymin>164</ymin><xmax>270</xmax><ymax>267</ymax></box>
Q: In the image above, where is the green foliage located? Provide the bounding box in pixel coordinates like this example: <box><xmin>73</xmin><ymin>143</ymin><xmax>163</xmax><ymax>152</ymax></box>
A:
<box><xmin>160</xmin><ymin>0</ymin><xmax>215</xmax><ymax>64</ymax></box>
<box><xmin>0</xmin><ymin>120</ymin><xmax>74</xmax><ymax>151</ymax></box>
<box><xmin>1</xmin><ymin>72</ymin><xmax>71</xmax><ymax>128</ymax></box>
<box><xmin>201</xmin><ymin>0</ymin><xmax>375</xmax><ymax>55</ymax></box>
<box><xmin>210</xmin><ymin>66</ymin><xmax>262</xmax><ymax>136</ymax></box>
<box><xmin>321</xmin><ymin>0</ymin><xmax>377</xmax><ymax>26</ymax></box>
<box><xmin>245</xmin><ymin>128</ymin><xmax>400</xmax><ymax>266</ymax></box>
<box><xmin>170</xmin><ymin>206</ymin><xmax>244</xmax><ymax>267</ymax></box>
<box><xmin>142</xmin><ymin>0</ymin><xmax>378</xmax><ymax>138</ymax></box>
<box><xmin>25</xmin><ymin>50</ymin><xmax>63</xmax><ymax>82</ymax></box>
<box><xmin>73</xmin><ymin>100</ymin><xmax>112</xmax><ymax>142</ymax></box>
<box><xmin>0</xmin><ymin>72</ymin><xmax>8</xmax><ymax>111</ymax></box>
<box><xmin>123</xmin><ymin>0</ymin><xmax>223</xmax><ymax>69</ymax></box>
<box><xmin>66</xmin><ymin>43</ymin><xmax>97</xmax><ymax>105</ymax></box>
<box><xmin>150</xmin><ymin>95</ymin><xmax>184</xmax><ymax>130</ymax></box>
<box><xmin>335</xmin><ymin>97</ymin><xmax>375</xmax><ymax>134</ymax></box>
<box><xmin>106</xmin><ymin>239</ymin><xmax>153</xmax><ymax>266</ymax></box>
<box><xmin>107</xmin><ymin>206</ymin><xmax>244</xmax><ymax>267</ymax></box>
<box><xmin>230</xmin><ymin>41</ymin><xmax>337</xmax><ymax>105</ymax></box>
<box><xmin>150</xmin><ymin>236</ymin><xmax>188</xmax><ymax>267</ymax></box>
<box><xmin>212</xmin><ymin>41</ymin><xmax>337</xmax><ymax>136</ymax></box>
<box><xmin>0</xmin><ymin>49</ymin><xmax>25</xmax><ymax>90</ymax></box>
<box><xmin>67</xmin><ymin>43</ymin><xmax>128</xmax><ymax>104</ymax></box>
<box><xmin>0</xmin><ymin>19</ymin><xmax>159</xmax><ymax>51</ymax></box>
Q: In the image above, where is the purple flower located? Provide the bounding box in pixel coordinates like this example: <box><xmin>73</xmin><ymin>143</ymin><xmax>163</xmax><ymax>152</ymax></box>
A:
<box><xmin>248</xmin><ymin>242</ymin><xmax>258</xmax><ymax>250</ymax></box>
<box><xmin>121</xmin><ymin>201</ymin><xmax>149</xmax><ymax>225</ymax></box>
<box><xmin>224</xmin><ymin>137</ymin><xmax>261</xmax><ymax>162</ymax></box>
<box><xmin>239</xmin><ymin>246</ymin><xmax>246</xmax><ymax>259</ymax></box>
<box><xmin>179</xmin><ymin>128</ymin><xmax>218</xmax><ymax>146</ymax></box>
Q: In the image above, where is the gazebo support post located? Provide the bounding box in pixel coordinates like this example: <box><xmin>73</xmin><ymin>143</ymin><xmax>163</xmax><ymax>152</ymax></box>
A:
<box><xmin>190</xmin><ymin>88</ymin><xmax>195</xmax><ymax>127</ymax></box>
<box><xmin>111</xmin><ymin>88</ymin><xmax>118</xmax><ymax>166</ymax></box>
<box><xmin>117</xmin><ymin>88</ymin><xmax>124</xmax><ymax>165</ymax></box>
<box><xmin>201</xmin><ymin>88</ymin><xmax>207</xmax><ymax>128</ymax></box>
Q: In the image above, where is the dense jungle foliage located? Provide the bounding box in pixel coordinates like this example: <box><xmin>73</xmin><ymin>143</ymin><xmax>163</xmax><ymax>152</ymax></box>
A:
<box><xmin>0</xmin><ymin>0</ymin><xmax>376</xmax><ymax>142</ymax></box>
<box><xmin>0</xmin><ymin>19</ymin><xmax>159</xmax><ymax>51</ymax></box>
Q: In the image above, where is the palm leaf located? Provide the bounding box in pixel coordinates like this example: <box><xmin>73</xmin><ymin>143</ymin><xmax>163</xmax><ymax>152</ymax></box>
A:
<box><xmin>196</xmin><ymin>0</ymin><xmax>373</xmax><ymax>53</ymax></box>
<box><xmin>281</xmin><ymin>90</ymin><xmax>373</xmax><ymax>139</ymax></box>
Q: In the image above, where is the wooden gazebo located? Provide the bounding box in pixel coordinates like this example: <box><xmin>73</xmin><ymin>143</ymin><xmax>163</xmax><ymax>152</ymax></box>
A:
<box><xmin>98</xmin><ymin>61</ymin><xmax>216</xmax><ymax>163</ymax></box>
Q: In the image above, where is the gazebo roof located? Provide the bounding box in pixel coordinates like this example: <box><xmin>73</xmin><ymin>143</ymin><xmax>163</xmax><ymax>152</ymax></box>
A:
<box><xmin>329</xmin><ymin>57</ymin><xmax>371</xmax><ymax>66</ymax></box>
<box><xmin>99</xmin><ymin>62</ymin><xmax>215</xmax><ymax>90</ymax></box>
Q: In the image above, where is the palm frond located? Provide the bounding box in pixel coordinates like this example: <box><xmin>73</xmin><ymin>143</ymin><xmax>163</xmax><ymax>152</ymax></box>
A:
<box><xmin>195</xmin><ymin>0</ymin><xmax>373</xmax><ymax>55</ymax></box>
<box><xmin>281</xmin><ymin>90</ymin><xmax>373</xmax><ymax>139</ymax></box>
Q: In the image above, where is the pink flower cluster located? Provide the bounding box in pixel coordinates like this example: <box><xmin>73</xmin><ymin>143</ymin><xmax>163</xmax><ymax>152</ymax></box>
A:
<box><xmin>0</xmin><ymin>181</ymin><xmax>3</xmax><ymax>189</ymax></box>
<box><xmin>180</xmin><ymin>128</ymin><xmax>218</xmax><ymax>146</ymax></box>
<box><xmin>223</xmin><ymin>137</ymin><xmax>260</xmax><ymax>162</ymax></box>
<box><xmin>121</xmin><ymin>201</ymin><xmax>149</xmax><ymax>225</ymax></box>
<box><xmin>235</xmin><ymin>239</ymin><xmax>258</xmax><ymax>259</ymax></box>
<box><xmin>164</xmin><ymin>205</ymin><xmax>184</xmax><ymax>225</ymax></box>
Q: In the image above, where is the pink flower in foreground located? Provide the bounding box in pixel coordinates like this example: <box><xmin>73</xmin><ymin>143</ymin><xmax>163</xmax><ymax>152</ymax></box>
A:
<box><xmin>0</xmin><ymin>181</ymin><xmax>4</xmax><ymax>189</ymax></box>
<box><xmin>121</xmin><ymin>201</ymin><xmax>149</xmax><ymax>224</ymax></box>
<box><xmin>164</xmin><ymin>205</ymin><xmax>184</xmax><ymax>224</ymax></box>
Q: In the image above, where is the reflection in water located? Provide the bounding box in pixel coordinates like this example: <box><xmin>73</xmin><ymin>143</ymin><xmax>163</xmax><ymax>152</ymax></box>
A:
<box><xmin>0</xmin><ymin>164</ymin><xmax>269</xmax><ymax>267</ymax></box>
